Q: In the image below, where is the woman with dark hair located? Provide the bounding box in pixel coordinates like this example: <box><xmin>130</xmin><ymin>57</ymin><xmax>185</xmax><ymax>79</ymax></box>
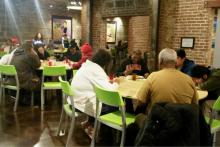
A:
<box><xmin>70</xmin><ymin>49</ymin><xmax>119</xmax><ymax>138</ymax></box>
<box><xmin>32</xmin><ymin>32</ymin><xmax>45</xmax><ymax>47</ymax></box>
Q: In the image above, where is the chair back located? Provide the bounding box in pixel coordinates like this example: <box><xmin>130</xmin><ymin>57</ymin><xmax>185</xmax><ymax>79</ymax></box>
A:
<box><xmin>94</xmin><ymin>84</ymin><xmax>124</xmax><ymax>107</ymax></box>
<box><xmin>213</xmin><ymin>96</ymin><xmax>220</xmax><ymax>111</ymax></box>
<box><xmin>0</xmin><ymin>64</ymin><xmax>19</xmax><ymax>87</ymax></box>
<box><xmin>0</xmin><ymin>65</ymin><xmax>17</xmax><ymax>76</ymax></box>
<box><xmin>59</xmin><ymin>76</ymin><xmax>73</xmax><ymax>96</ymax></box>
<box><xmin>0</xmin><ymin>52</ymin><xmax>7</xmax><ymax>58</ymax></box>
<box><xmin>73</xmin><ymin>69</ymin><xmax>78</xmax><ymax>76</ymax></box>
<box><xmin>43</xmin><ymin>66</ymin><xmax>66</xmax><ymax>76</ymax></box>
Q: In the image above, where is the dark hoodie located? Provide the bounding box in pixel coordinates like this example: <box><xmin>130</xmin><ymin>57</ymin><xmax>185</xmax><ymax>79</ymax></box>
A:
<box><xmin>8</xmin><ymin>47</ymin><xmax>41</xmax><ymax>90</ymax></box>
<box><xmin>181</xmin><ymin>58</ymin><xmax>195</xmax><ymax>75</ymax></box>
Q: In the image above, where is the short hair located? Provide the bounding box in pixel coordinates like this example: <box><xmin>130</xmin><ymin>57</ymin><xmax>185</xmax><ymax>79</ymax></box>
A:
<box><xmin>190</xmin><ymin>65</ymin><xmax>211</xmax><ymax>78</ymax></box>
<box><xmin>176</xmin><ymin>49</ymin><xmax>186</xmax><ymax>58</ymax></box>
<box><xmin>158</xmin><ymin>48</ymin><xmax>177</xmax><ymax>66</ymax></box>
<box><xmin>22</xmin><ymin>41</ymin><xmax>33</xmax><ymax>51</ymax></box>
<box><xmin>92</xmin><ymin>49</ymin><xmax>111</xmax><ymax>67</ymax></box>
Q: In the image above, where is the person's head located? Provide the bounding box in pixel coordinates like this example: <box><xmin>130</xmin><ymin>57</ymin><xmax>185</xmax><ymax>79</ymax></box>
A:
<box><xmin>34</xmin><ymin>32</ymin><xmax>43</xmax><ymax>40</ymax></box>
<box><xmin>158</xmin><ymin>48</ymin><xmax>177</xmax><ymax>69</ymax></box>
<box><xmin>131</xmin><ymin>50</ymin><xmax>142</xmax><ymax>64</ymax></box>
<box><xmin>176</xmin><ymin>49</ymin><xmax>186</xmax><ymax>68</ymax></box>
<box><xmin>6</xmin><ymin>39</ymin><xmax>12</xmax><ymax>45</ymax></box>
<box><xmin>69</xmin><ymin>46</ymin><xmax>77</xmax><ymax>54</ymax></box>
<box><xmin>190</xmin><ymin>65</ymin><xmax>211</xmax><ymax>84</ymax></box>
<box><xmin>81</xmin><ymin>43</ymin><xmax>92</xmax><ymax>56</ymax></box>
<box><xmin>34</xmin><ymin>44</ymin><xmax>45</xmax><ymax>54</ymax></box>
<box><xmin>92</xmin><ymin>49</ymin><xmax>111</xmax><ymax>68</ymax></box>
<box><xmin>22</xmin><ymin>41</ymin><xmax>33</xmax><ymax>52</ymax></box>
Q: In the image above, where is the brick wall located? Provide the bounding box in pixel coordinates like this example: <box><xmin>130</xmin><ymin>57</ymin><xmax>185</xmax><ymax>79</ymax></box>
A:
<box><xmin>128</xmin><ymin>16</ymin><xmax>151</xmax><ymax>54</ymax></box>
<box><xmin>1</xmin><ymin>0</ymin><xmax>81</xmax><ymax>44</ymax></box>
<box><xmin>158</xmin><ymin>0</ymin><xmax>214</xmax><ymax>66</ymax></box>
<box><xmin>91</xmin><ymin>0</ymin><xmax>106</xmax><ymax>51</ymax></box>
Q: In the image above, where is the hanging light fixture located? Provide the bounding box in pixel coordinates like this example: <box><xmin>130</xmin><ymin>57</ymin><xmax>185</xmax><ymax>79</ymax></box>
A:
<box><xmin>67</xmin><ymin>0</ymin><xmax>82</xmax><ymax>10</ymax></box>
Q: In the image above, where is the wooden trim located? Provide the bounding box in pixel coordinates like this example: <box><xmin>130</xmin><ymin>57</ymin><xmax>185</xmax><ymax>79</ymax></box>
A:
<box><xmin>205</xmin><ymin>0</ymin><xmax>220</xmax><ymax>8</ymax></box>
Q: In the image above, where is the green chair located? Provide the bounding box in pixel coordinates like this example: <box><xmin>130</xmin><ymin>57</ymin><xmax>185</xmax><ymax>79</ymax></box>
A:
<box><xmin>57</xmin><ymin>76</ymin><xmax>76</xmax><ymax>147</ymax></box>
<box><xmin>72</xmin><ymin>69</ymin><xmax>78</xmax><ymax>77</ymax></box>
<box><xmin>41</xmin><ymin>66</ymin><xmax>66</xmax><ymax>110</ymax></box>
<box><xmin>0</xmin><ymin>65</ymin><xmax>20</xmax><ymax>111</ymax></box>
<box><xmin>0</xmin><ymin>65</ymin><xmax>34</xmax><ymax>111</ymax></box>
<box><xmin>205</xmin><ymin>96</ymin><xmax>220</xmax><ymax>146</ymax></box>
<box><xmin>0</xmin><ymin>51</ymin><xmax>7</xmax><ymax>58</ymax></box>
<box><xmin>91</xmin><ymin>85</ymin><xmax>135</xmax><ymax>147</ymax></box>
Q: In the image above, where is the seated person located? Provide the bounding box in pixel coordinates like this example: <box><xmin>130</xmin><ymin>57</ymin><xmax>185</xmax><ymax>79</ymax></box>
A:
<box><xmin>72</xmin><ymin>43</ymin><xmax>92</xmax><ymax>69</ymax></box>
<box><xmin>0</xmin><ymin>48</ymin><xmax>17</xmax><ymax>65</ymax></box>
<box><xmin>32</xmin><ymin>32</ymin><xmax>45</xmax><ymax>47</ymax></box>
<box><xmin>141</xmin><ymin>48</ymin><xmax>198</xmax><ymax>114</ymax></box>
<box><xmin>6</xmin><ymin>41</ymin><xmax>41</xmax><ymax>91</ymax></box>
<box><xmin>70</xmin><ymin>39</ymin><xmax>79</xmax><ymax>50</ymax></box>
<box><xmin>34</xmin><ymin>45</ymin><xmax>50</xmax><ymax>60</ymax></box>
<box><xmin>64</xmin><ymin>45</ymin><xmax>81</xmax><ymax>62</ymax></box>
<box><xmin>190</xmin><ymin>65</ymin><xmax>220</xmax><ymax>100</ymax></box>
<box><xmin>71</xmin><ymin>49</ymin><xmax>119</xmax><ymax>136</ymax></box>
<box><xmin>176</xmin><ymin>49</ymin><xmax>195</xmax><ymax>75</ymax></box>
<box><xmin>116</xmin><ymin>50</ymin><xmax>149</xmax><ymax>77</ymax></box>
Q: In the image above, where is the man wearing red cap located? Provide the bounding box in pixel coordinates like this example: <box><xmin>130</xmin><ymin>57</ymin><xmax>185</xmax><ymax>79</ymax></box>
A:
<box><xmin>72</xmin><ymin>43</ymin><xmax>92</xmax><ymax>69</ymax></box>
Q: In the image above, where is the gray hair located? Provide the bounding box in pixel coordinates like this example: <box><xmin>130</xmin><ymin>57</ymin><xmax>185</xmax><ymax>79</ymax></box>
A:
<box><xmin>158</xmin><ymin>48</ymin><xmax>177</xmax><ymax>66</ymax></box>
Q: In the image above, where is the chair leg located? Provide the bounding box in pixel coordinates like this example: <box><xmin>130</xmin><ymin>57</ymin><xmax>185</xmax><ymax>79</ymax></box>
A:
<box><xmin>57</xmin><ymin>107</ymin><xmax>65</xmax><ymax>136</ymax></box>
<box><xmin>13</xmin><ymin>89</ymin><xmax>20</xmax><ymax>112</ymax></box>
<box><xmin>2</xmin><ymin>87</ymin><xmax>5</xmax><ymax>105</ymax></box>
<box><xmin>41</xmin><ymin>89</ymin><xmax>44</xmax><ymax>111</ymax></box>
<box><xmin>91</xmin><ymin>118</ymin><xmax>99</xmax><ymax>147</ymax></box>
<box><xmin>120</xmin><ymin>129</ymin><xmax>125</xmax><ymax>147</ymax></box>
<box><xmin>66</xmin><ymin>116</ymin><xmax>75</xmax><ymax>147</ymax></box>
<box><xmin>31</xmin><ymin>91</ymin><xmax>34</xmax><ymax>107</ymax></box>
<box><xmin>0</xmin><ymin>87</ymin><xmax>2</xmax><ymax>104</ymax></box>
<box><xmin>213</xmin><ymin>133</ymin><xmax>216</xmax><ymax>147</ymax></box>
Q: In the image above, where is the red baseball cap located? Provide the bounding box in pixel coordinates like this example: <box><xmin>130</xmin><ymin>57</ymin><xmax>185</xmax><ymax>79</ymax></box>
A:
<box><xmin>81</xmin><ymin>43</ymin><xmax>92</xmax><ymax>54</ymax></box>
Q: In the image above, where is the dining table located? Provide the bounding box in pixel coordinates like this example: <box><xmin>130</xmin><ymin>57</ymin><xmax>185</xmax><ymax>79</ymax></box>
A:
<box><xmin>116</xmin><ymin>76</ymin><xmax>209</xmax><ymax>110</ymax></box>
<box><xmin>39</xmin><ymin>60</ymin><xmax>75</xmax><ymax>70</ymax></box>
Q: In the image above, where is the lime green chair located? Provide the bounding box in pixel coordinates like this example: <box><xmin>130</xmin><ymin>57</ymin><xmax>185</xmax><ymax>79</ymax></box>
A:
<box><xmin>0</xmin><ymin>51</ymin><xmax>7</xmax><ymax>58</ymax></box>
<box><xmin>73</xmin><ymin>69</ymin><xmax>78</xmax><ymax>77</ymax></box>
<box><xmin>57</xmin><ymin>76</ymin><xmax>75</xmax><ymax>147</ymax></box>
<box><xmin>0</xmin><ymin>65</ymin><xmax>19</xmax><ymax>111</ymax></box>
<box><xmin>91</xmin><ymin>85</ymin><xmax>135</xmax><ymax>147</ymax></box>
<box><xmin>0</xmin><ymin>65</ymin><xmax>34</xmax><ymax>111</ymax></box>
<box><xmin>205</xmin><ymin>96</ymin><xmax>220</xmax><ymax>146</ymax></box>
<box><xmin>41</xmin><ymin>66</ymin><xmax>66</xmax><ymax>110</ymax></box>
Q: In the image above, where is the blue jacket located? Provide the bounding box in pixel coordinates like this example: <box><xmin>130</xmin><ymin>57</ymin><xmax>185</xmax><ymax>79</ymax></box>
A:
<box><xmin>181</xmin><ymin>58</ymin><xmax>195</xmax><ymax>75</ymax></box>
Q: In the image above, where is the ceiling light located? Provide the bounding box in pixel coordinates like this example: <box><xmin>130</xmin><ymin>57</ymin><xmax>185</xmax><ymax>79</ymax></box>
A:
<box><xmin>70</xmin><ymin>1</ymin><xmax>76</xmax><ymax>5</ymax></box>
<box><xmin>78</xmin><ymin>2</ymin><xmax>82</xmax><ymax>5</ymax></box>
<box><xmin>67</xmin><ymin>5</ymin><xmax>82</xmax><ymax>10</ymax></box>
<box><xmin>49</xmin><ymin>5</ymin><xmax>53</xmax><ymax>8</ymax></box>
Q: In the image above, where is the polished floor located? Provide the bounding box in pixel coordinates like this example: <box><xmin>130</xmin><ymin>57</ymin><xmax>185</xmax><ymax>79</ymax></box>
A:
<box><xmin>0</xmin><ymin>95</ymin><xmax>91</xmax><ymax>147</ymax></box>
<box><xmin>1</xmin><ymin>95</ymin><xmax>220</xmax><ymax>147</ymax></box>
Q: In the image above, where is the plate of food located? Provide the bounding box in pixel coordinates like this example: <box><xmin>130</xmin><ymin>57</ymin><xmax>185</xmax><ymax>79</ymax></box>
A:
<box><xmin>126</xmin><ymin>75</ymin><xmax>144</xmax><ymax>80</ymax></box>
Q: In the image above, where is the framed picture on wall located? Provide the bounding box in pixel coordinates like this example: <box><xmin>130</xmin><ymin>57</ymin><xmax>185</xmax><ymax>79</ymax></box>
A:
<box><xmin>52</xmin><ymin>15</ymin><xmax>72</xmax><ymax>40</ymax></box>
<box><xmin>180</xmin><ymin>37</ymin><xmax>195</xmax><ymax>49</ymax></box>
<box><xmin>106</xmin><ymin>21</ymin><xmax>117</xmax><ymax>43</ymax></box>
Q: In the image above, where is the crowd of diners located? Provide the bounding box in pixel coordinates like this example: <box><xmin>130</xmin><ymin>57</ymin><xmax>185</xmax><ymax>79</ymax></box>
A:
<box><xmin>1</xmin><ymin>32</ymin><xmax>220</xmax><ymax>145</ymax></box>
